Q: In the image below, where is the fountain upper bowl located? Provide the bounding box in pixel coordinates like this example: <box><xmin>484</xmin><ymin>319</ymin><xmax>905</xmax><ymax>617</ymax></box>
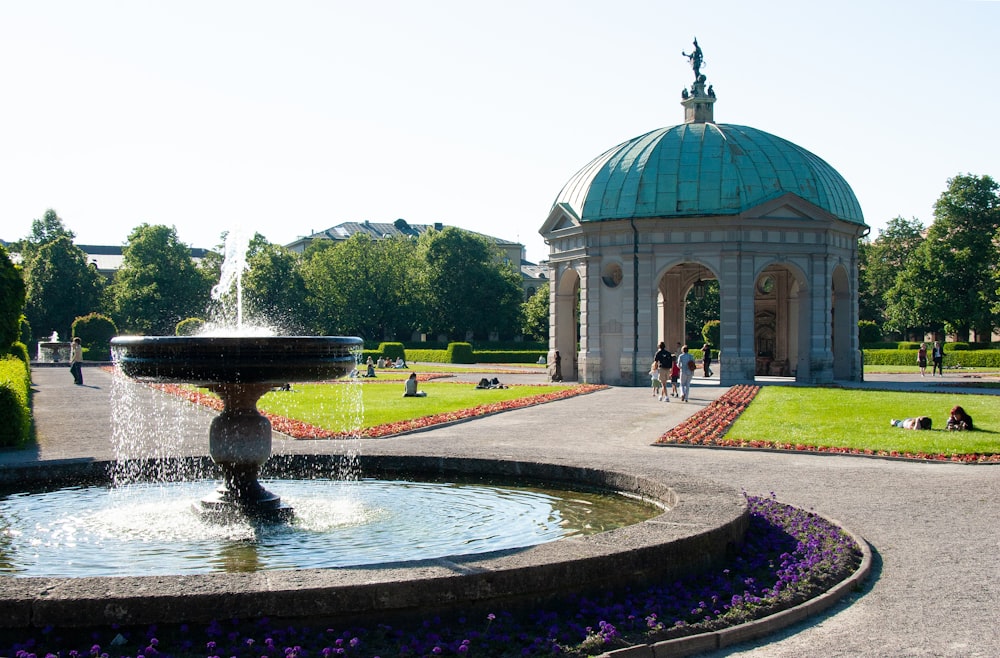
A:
<box><xmin>110</xmin><ymin>335</ymin><xmax>363</xmax><ymax>386</ymax></box>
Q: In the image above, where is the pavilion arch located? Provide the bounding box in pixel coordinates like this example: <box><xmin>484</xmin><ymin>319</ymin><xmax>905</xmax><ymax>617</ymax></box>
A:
<box><xmin>550</xmin><ymin>263</ymin><xmax>582</xmax><ymax>381</ymax></box>
<box><xmin>655</xmin><ymin>261</ymin><xmax>719</xmax><ymax>353</ymax></box>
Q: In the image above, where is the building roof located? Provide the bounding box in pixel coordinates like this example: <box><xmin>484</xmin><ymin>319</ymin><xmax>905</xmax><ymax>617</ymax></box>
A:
<box><xmin>552</xmin><ymin>122</ymin><xmax>864</xmax><ymax>225</ymax></box>
<box><xmin>295</xmin><ymin>218</ymin><xmax>521</xmax><ymax>248</ymax></box>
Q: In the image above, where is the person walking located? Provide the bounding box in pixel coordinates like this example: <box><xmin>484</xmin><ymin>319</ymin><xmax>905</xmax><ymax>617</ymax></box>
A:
<box><xmin>653</xmin><ymin>341</ymin><xmax>673</xmax><ymax>402</ymax></box>
<box><xmin>701</xmin><ymin>342</ymin><xmax>713</xmax><ymax>377</ymax></box>
<box><xmin>931</xmin><ymin>341</ymin><xmax>944</xmax><ymax>376</ymax></box>
<box><xmin>69</xmin><ymin>337</ymin><xmax>84</xmax><ymax>385</ymax></box>
<box><xmin>677</xmin><ymin>345</ymin><xmax>696</xmax><ymax>402</ymax></box>
<box><xmin>917</xmin><ymin>343</ymin><xmax>928</xmax><ymax>377</ymax></box>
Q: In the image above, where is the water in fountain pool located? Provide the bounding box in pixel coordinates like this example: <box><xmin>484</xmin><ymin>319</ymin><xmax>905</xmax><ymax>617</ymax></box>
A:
<box><xmin>0</xmin><ymin>478</ymin><xmax>658</xmax><ymax>577</ymax></box>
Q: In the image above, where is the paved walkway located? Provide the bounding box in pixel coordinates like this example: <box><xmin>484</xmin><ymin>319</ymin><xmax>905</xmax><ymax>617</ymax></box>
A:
<box><xmin>8</xmin><ymin>365</ymin><xmax>1000</xmax><ymax>657</ymax></box>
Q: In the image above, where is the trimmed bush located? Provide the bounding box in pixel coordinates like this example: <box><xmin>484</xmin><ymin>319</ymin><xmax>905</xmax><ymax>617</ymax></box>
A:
<box><xmin>446</xmin><ymin>342</ymin><xmax>474</xmax><ymax>364</ymax></box>
<box><xmin>176</xmin><ymin>317</ymin><xmax>206</xmax><ymax>336</ymax></box>
<box><xmin>6</xmin><ymin>341</ymin><xmax>29</xmax><ymax>366</ymax></box>
<box><xmin>72</xmin><ymin>313</ymin><xmax>118</xmax><ymax>361</ymax></box>
<box><xmin>0</xmin><ymin>355</ymin><xmax>31</xmax><ymax>446</ymax></box>
<box><xmin>377</xmin><ymin>342</ymin><xmax>406</xmax><ymax>362</ymax></box>
<box><xmin>702</xmin><ymin>320</ymin><xmax>720</xmax><ymax>349</ymax></box>
<box><xmin>405</xmin><ymin>348</ymin><xmax>450</xmax><ymax>363</ymax></box>
<box><xmin>896</xmin><ymin>342</ymin><xmax>921</xmax><ymax>350</ymax></box>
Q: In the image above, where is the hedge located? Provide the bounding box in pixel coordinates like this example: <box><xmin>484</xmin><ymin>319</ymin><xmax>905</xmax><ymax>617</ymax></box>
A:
<box><xmin>863</xmin><ymin>349</ymin><xmax>1000</xmax><ymax>368</ymax></box>
<box><xmin>73</xmin><ymin>313</ymin><xmax>118</xmax><ymax>361</ymax></box>
<box><xmin>0</xmin><ymin>355</ymin><xmax>31</xmax><ymax>446</ymax></box>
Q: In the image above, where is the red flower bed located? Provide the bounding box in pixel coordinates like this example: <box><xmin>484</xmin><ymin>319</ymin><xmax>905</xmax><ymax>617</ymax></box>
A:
<box><xmin>149</xmin><ymin>382</ymin><xmax>607</xmax><ymax>439</ymax></box>
<box><xmin>657</xmin><ymin>384</ymin><xmax>1000</xmax><ymax>463</ymax></box>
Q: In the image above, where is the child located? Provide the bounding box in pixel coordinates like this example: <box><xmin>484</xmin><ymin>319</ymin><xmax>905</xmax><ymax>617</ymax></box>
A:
<box><xmin>670</xmin><ymin>360</ymin><xmax>681</xmax><ymax>397</ymax></box>
<box><xmin>649</xmin><ymin>362</ymin><xmax>662</xmax><ymax>398</ymax></box>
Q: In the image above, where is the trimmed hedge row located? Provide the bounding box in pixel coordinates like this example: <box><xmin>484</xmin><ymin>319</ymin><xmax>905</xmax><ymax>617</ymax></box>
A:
<box><xmin>863</xmin><ymin>349</ymin><xmax>1000</xmax><ymax>368</ymax></box>
<box><xmin>362</xmin><ymin>342</ymin><xmax>547</xmax><ymax>365</ymax></box>
<box><xmin>0</xmin><ymin>354</ymin><xmax>31</xmax><ymax>447</ymax></box>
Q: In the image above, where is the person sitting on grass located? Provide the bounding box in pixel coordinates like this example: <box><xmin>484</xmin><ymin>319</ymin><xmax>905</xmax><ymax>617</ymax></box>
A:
<box><xmin>946</xmin><ymin>405</ymin><xmax>974</xmax><ymax>431</ymax></box>
<box><xmin>394</xmin><ymin>356</ymin><xmax>408</xmax><ymax>369</ymax></box>
<box><xmin>403</xmin><ymin>372</ymin><xmax>426</xmax><ymax>397</ymax></box>
<box><xmin>890</xmin><ymin>416</ymin><xmax>932</xmax><ymax>430</ymax></box>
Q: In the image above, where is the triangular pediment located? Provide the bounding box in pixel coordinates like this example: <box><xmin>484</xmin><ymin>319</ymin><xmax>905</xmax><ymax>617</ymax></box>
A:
<box><xmin>540</xmin><ymin>202</ymin><xmax>582</xmax><ymax>236</ymax></box>
<box><xmin>743</xmin><ymin>192</ymin><xmax>838</xmax><ymax>223</ymax></box>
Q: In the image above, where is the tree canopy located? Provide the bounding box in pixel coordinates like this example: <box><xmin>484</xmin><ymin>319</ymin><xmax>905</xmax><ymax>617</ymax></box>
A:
<box><xmin>109</xmin><ymin>224</ymin><xmax>211</xmax><ymax>335</ymax></box>
<box><xmin>23</xmin><ymin>235</ymin><xmax>105</xmax><ymax>341</ymax></box>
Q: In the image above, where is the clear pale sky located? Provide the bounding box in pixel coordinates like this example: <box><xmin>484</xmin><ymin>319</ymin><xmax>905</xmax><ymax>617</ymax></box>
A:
<box><xmin>1</xmin><ymin>0</ymin><xmax>997</xmax><ymax>264</ymax></box>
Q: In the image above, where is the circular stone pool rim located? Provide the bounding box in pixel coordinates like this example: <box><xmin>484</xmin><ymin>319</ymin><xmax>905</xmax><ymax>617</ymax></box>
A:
<box><xmin>0</xmin><ymin>455</ymin><xmax>748</xmax><ymax>629</ymax></box>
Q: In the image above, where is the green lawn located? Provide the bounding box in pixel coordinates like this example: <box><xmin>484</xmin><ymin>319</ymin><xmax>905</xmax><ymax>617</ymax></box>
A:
<box><xmin>258</xmin><ymin>380</ymin><xmax>570</xmax><ymax>432</ymax></box>
<box><xmin>728</xmin><ymin>387</ymin><xmax>1000</xmax><ymax>455</ymax></box>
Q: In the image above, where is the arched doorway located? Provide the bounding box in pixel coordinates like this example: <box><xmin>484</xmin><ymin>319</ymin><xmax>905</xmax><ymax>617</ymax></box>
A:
<box><xmin>753</xmin><ymin>266</ymin><xmax>807</xmax><ymax>379</ymax></box>
<box><xmin>656</xmin><ymin>263</ymin><xmax>717</xmax><ymax>359</ymax></box>
<box><xmin>552</xmin><ymin>265</ymin><xmax>581</xmax><ymax>381</ymax></box>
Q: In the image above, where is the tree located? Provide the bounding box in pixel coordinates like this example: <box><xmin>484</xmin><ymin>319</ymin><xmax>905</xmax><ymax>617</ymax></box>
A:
<box><xmin>685</xmin><ymin>280</ymin><xmax>719</xmax><ymax>344</ymax></box>
<box><xmin>23</xmin><ymin>235</ymin><xmax>105</xmax><ymax>340</ymax></box>
<box><xmin>301</xmin><ymin>234</ymin><xmax>423</xmax><ymax>339</ymax></box>
<box><xmin>521</xmin><ymin>282</ymin><xmax>549</xmax><ymax>341</ymax></box>
<box><xmin>109</xmin><ymin>224</ymin><xmax>212</xmax><ymax>335</ymax></box>
<box><xmin>417</xmin><ymin>227</ymin><xmax>524</xmax><ymax>340</ymax></box>
<box><xmin>860</xmin><ymin>217</ymin><xmax>924</xmax><ymax>328</ymax></box>
<box><xmin>242</xmin><ymin>241</ymin><xmax>312</xmax><ymax>334</ymax></box>
<box><xmin>18</xmin><ymin>209</ymin><xmax>75</xmax><ymax>262</ymax></box>
<box><xmin>886</xmin><ymin>175</ymin><xmax>999</xmax><ymax>341</ymax></box>
<box><xmin>0</xmin><ymin>244</ymin><xmax>26</xmax><ymax>348</ymax></box>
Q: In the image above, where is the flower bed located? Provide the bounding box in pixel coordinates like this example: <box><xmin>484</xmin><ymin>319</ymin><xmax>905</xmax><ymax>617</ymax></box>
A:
<box><xmin>656</xmin><ymin>385</ymin><xmax>1000</xmax><ymax>463</ymax></box>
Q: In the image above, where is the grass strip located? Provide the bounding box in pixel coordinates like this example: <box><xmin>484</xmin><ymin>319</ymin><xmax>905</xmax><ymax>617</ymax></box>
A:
<box><xmin>659</xmin><ymin>386</ymin><xmax>1000</xmax><ymax>462</ymax></box>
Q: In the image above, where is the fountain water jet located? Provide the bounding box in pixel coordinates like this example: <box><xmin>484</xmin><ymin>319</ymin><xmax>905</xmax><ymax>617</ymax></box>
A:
<box><xmin>111</xmin><ymin>334</ymin><xmax>362</xmax><ymax>520</ymax></box>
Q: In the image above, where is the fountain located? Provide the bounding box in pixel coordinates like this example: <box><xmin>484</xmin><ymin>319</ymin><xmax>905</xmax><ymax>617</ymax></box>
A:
<box><xmin>36</xmin><ymin>330</ymin><xmax>71</xmax><ymax>363</ymax></box>
<box><xmin>111</xmin><ymin>334</ymin><xmax>362</xmax><ymax>519</ymax></box>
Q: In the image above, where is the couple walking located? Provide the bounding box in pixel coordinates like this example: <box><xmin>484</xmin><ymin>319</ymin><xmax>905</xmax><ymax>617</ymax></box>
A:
<box><xmin>653</xmin><ymin>342</ymin><xmax>697</xmax><ymax>402</ymax></box>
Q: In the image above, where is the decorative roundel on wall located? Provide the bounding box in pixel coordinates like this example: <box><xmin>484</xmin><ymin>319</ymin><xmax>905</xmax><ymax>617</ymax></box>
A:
<box><xmin>757</xmin><ymin>275</ymin><xmax>775</xmax><ymax>294</ymax></box>
<box><xmin>602</xmin><ymin>263</ymin><xmax>623</xmax><ymax>288</ymax></box>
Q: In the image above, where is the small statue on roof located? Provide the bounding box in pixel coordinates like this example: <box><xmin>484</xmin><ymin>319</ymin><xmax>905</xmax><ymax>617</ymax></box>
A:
<box><xmin>682</xmin><ymin>38</ymin><xmax>704</xmax><ymax>81</ymax></box>
<box><xmin>681</xmin><ymin>88</ymin><xmax>689</xmax><ymax>99</ymax></box>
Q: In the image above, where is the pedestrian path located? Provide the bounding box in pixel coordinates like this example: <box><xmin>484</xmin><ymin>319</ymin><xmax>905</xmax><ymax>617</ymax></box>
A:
<box><xmin>7</xmin><ymin>364</ymin><xmax>1000</xmax><ymax>656</ymax></box>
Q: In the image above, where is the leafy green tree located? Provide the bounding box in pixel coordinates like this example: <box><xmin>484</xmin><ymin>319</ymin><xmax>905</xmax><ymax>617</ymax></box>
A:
<box><xmin>417</xmin><ymin>227</ymin><xmax>523</xmax><ymax>340</ymax></box>
<box><xmin>301</xmin><ymin>234</ymin><xmax>422</xmax><ymax>339</ymax></box>
<box><xmin>17</xmin><ymin>209</ymin><xmax>75</xmax><ymax>262</ymax></box>
<box><xmin>685</xmin><ymin>279</ymin><xmax>719</xmax><ymax>344</ymax></box>
<box><xmin>0</xmin><ymin>244</ymin><xmax>26</xmax><ymax>348</ymax></box>
<box><xmin>521</xmin><ymin>282</ymin><xmax>549</xmax><ymax>341</ymax></box>
<box><xmin>859</xmin><ymin>217</ymin><xmax>924</xmax><ymax>327</ymax></box>
<box><xmin>886</xmin><ymin>175</ymin><xmax>999</xmax><ymax>341</ymax></box>
<box><xmin>243</xmin><ymin>241</ymin><xmax>312</xmax><ymax>333</ymax></box>
<box><xmin>23</xmin><ymin>236</ymin><xmax>105</xmax><ymax>340</ymax></box>
<box><xmin>109</xmin><ymin>224</ymin><xmax>212</xmax><ymax>335</ymax></box>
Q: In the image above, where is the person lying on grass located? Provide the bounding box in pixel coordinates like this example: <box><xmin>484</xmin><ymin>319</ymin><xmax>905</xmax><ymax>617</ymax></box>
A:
<box><xmin>947</xmin><ymin>405</ymin><xmax>974</xmax><ymax>431</ymax></box>
<box><xmin>890</xmin><ymin>416</ymin><xmax>932</xmax><ymax>430</ymax></box>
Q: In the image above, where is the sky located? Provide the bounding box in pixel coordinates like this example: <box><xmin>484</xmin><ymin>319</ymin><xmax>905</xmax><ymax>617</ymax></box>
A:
<box><xmin>1</xmin><ymin>0</ymin><xmax>998</xmax><ymax>264</ymax></box>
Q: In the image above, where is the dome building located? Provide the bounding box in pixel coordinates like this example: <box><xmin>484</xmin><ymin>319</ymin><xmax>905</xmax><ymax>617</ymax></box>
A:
<box><xmin>539</xmin><ymin>43</ymin><xmax>867</xmax><ymax>385</ymax></box>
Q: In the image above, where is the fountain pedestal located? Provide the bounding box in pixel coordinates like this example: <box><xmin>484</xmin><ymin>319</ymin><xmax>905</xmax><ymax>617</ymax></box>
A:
<box><xmin>111</xmin><ymin>335</ymin><xmax>362</xmax><ymax>521</ymax></box>
<box><xmin>198</xmin><ymin>382</ymin><xmax>291</xmax><ymax>520</ymax></box>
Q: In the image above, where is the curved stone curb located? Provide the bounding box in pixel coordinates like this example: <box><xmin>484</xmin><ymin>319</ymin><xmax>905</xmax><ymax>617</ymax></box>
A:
<box><xmin>0</xmin><ymin>455</ymin><xmax>747</xmax><ymax>630</ymax></box>
<box><xmin>602</xmin><ymin>514</ymin><xmax>873</xmax><ymax>657</ymax></box>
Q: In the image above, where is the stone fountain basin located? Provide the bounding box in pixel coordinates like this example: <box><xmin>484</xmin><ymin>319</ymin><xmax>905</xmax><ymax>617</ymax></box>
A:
<box><xmin>0</xmin><ymin>455</ymin><xmax>748</xmax><ymax>629</ymax></box>
<box><xmin>110</xmin><ymin>336</ymin><xmax>363</xmax><ymax>385</ymax></box>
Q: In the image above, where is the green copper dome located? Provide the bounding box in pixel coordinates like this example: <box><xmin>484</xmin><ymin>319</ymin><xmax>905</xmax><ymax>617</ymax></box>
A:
<box><xmin>554</xmin><ymin>122</ymin><xmax>864</xmax><ymax>225</ymax></box>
